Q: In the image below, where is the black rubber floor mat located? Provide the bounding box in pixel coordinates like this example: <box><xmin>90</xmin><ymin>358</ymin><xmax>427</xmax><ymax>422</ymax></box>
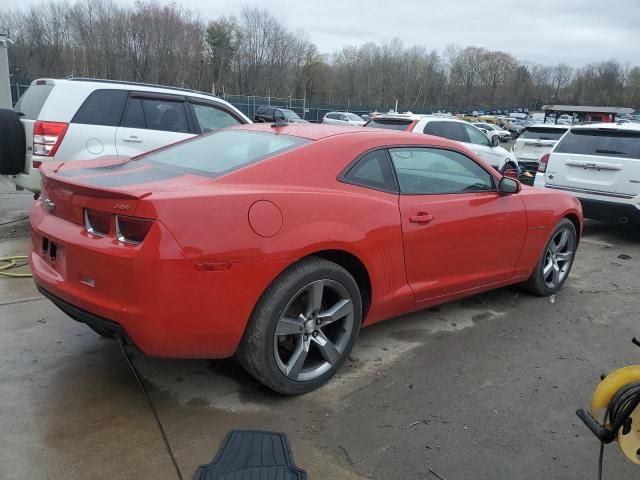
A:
<box><xmin>194</xmin><ymin>430</ymin><xmax>307</xmax><ymax>480</ymax></box>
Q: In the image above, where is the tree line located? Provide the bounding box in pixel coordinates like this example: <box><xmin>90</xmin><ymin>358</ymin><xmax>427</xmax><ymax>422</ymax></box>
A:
<box><xmin>2</xmin><ymin>0</ymin><xmax>639</xmax><ymax>111</ymax></box>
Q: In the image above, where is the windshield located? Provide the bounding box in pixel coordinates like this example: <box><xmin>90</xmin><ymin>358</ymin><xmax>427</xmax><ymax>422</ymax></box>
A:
<box><xmin>554</xmin><ymin>129</ymin><xmax>640</xmax><ymax>159</ymax></box>
<box><xmin>346</xmin><ymin>113</ymin><xmax>364</xmax><ymax>121</ymax></box>
<box><xmin>281</xmin><ymin>109</ymin><xmax>301</xmax><ymax>120</ymax></box>
<box><xmin>519</xmin><ymin>127</ymin><xmax>568</xmax><ymax>141</ymax></box>
<box><xmin>139</xmin><ymin>129</ymin><xmax>310</xmax><ymax>176</ymax></box>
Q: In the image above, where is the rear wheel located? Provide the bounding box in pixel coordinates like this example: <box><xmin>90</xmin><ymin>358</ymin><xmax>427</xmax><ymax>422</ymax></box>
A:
<box><xmin>237</xmin><ymin>257</ymin><xmax>361</xmax><ymax>395</ymax></box>
<box><xmin>522</xmin><ymin>219</ymin><xmax>577</xmax><ymax>296</ymax></box>
<box><xmin>0</xmin><ymin>109</ymin><xmax>26</xmax><ymax>175</ymax></box>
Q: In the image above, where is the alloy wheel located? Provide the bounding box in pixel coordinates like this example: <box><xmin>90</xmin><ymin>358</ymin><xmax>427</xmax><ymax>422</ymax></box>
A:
<box><xmin>543</xmin><ymin>227</ymin><xmax>575</xmax><ymax>289</ymax></box>
<box><xmin>273</xmin><ymin>279</ymin><xmax>355</xmax><ymax>382</ymax></box>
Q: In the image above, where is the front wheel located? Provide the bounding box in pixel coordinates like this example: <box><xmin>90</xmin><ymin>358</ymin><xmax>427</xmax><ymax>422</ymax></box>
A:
<box><xmin>236</xmin><ymin>257</ymin><xmax>362</xmax><ymax>395</ymax></box>
<box><xmin>522</xmin><ymin>218</ymin><xmax>577</xmax><ymax>296</ymax></box>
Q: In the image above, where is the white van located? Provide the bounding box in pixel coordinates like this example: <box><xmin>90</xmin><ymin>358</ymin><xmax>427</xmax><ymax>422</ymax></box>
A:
<box><xmin>534</xmin><ymin>123</ymin><xmax>640</xmax><ymax>222</ymax></box>
<box><xmin>0</xmin><ymin>78</ymin><xmax>250</xmax><ymax>195</ymax></box>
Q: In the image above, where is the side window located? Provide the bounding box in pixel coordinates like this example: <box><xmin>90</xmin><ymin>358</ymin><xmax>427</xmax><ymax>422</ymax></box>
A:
<box><xmin>121</xmin><ymin>97</ymin><xmax>146</xmax><ymax>129</ymax></box>
<box><xmin>141</xmin><ymin>98</ymin><xmax>189</xmax><ymax>133</ymax></box>
<box><xmin>327</xmin><ymin>113</ymin><xmax>337</xmax><ymax>120</ymax></box>
<box><xmin>343</xmin><ymin>150</ymin><xmax>397</xmax><ymax>192</ymax></box>
<box><xmin>72</xmin><ymin>90</ymin><xmax>128</xmax><ymax>126</ymax></box>
<box><xmin>464</xmin><ymin>125</ymin><xmax>491</xmax><ymax>146</ymax></box>
<box><xmin>191</xmin><ymin>102</ymin><xmax>241</xmax><ymax>133</ymax></box>
<box><xmin>389</xmin><ymin>148</ymin><xmax>494</xmax><ymax>195</ymax></box>
<box><xmin>423</xmin><ymin>121</ymin><xmax>467</xmax><ymax>142</ymax></box>
<box><xmin>340</xmin><ymin>114</ymin><xmax>349</xmax><ymax>121</ymax></box>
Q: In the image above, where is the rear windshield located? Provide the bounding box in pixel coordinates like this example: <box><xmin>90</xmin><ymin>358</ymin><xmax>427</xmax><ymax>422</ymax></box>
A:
<box><xmin>139</xmin><ymin>129</ymin><xmax>310</xmax><ymax>176</ymax></box>
<box><xmin>519</xmin><ymin>127</ymin><xmax>568</xmax><ymax>141</ymax></box>
<box><xmin>554</xmin><ymin>129</ymin><xmax>640</xmax><ymax>159</ymax></box>
<box><xmin>365</xmin><ymin>118</ymin><xmax>412</xmax><ymax>130</ymax></box>
<box><xmin>14</xmin><ymin>83</ymin><xmax>54</xmax><ymax>119</ymax></box>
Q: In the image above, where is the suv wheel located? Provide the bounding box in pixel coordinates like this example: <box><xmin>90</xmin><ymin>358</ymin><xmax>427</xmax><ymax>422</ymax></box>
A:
<box><xmin>237</xmin><ymin>257</ymin><xmax>362</xmax><ymax>395</ymax></box>
<box><xmin>0</xmin><ymin>109</ymin><xmax>26</xmax><ymax>175</ymax></box>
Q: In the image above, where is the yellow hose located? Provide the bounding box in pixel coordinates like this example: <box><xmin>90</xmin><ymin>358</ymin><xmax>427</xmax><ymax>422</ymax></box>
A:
<box><xmin>0</xmin><ymin>255</ymin><xmax>32</xmax><ymax>278</ymax></box>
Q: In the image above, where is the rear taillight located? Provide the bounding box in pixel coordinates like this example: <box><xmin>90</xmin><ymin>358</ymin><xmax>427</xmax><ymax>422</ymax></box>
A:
<box><xmin>115</xmin><ymin>215</ymin><xmax>153</xmax><ymax>244</ymax></box>
<box><xmin>33</xmin><ymin>121</ymin><xmax>68</xmax><ymax>157</ymax></box>
<box><xmin>84</xmin><ymin>209</ymin><xmax>112</xmax><ymax>236</ymax></box>
<box><xmin>538</xmin><ymin>154</ymin><xmax>550</xmax><ymax>173</ymax></box>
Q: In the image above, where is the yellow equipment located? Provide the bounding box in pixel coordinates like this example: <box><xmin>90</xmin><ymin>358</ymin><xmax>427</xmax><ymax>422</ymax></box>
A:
<box><xmin>577</xmin><ymin>337</ymin><xmax>640</xmax><ymax>476</ymax></box>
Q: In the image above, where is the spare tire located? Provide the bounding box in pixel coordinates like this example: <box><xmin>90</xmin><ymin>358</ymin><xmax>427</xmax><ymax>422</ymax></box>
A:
<box><xmin>0</xmin><ymin>109</ymin><xmax>26</xmax><ymax>175</ymax></box>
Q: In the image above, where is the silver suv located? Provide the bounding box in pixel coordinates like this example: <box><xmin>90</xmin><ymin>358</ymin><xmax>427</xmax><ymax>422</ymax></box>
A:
<box><xmin>0</xmin><ymin>78</ymin><xmax>250</xmax><ymax>194</ymax></box>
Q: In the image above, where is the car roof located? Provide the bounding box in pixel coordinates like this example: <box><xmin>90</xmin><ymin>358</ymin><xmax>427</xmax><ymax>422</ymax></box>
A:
<box><xmin>32</xmin><ymin>77</ymin><xmax>244</xmax><ymax>116</ymax></box>
<box><xmin>234</xmin><ymin>122</ymin><xmax>470</xmax><ymax>148</ymax></box>
<box><xmin>524</xmin><ymin>123</ymin><xmax>570</xmax><ymax>129</ymax></box>
<box><xmin>570</xmin><ymin>122</ymin><xmax>640</xmax><ymax>132</ymax></box>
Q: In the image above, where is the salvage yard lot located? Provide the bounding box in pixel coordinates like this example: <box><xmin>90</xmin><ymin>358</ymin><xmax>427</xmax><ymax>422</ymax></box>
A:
<box><xmin>0</xmin><ymin>176</ymin><xmax>638</xmax><ymax>480</ymax></box>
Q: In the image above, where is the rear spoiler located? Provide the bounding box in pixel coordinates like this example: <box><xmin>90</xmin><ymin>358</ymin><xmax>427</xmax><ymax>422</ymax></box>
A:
<box><xmin>41</xmin><ymin>169</ymin><xmax>151</xmax><ymax>200</ymax></box>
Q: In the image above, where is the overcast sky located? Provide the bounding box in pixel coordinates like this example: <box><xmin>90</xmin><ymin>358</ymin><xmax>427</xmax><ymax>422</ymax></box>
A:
<box><xmin>4</xmin><ymin>0</ymin><xmax>639</xmax><ymax>66</ymax></box>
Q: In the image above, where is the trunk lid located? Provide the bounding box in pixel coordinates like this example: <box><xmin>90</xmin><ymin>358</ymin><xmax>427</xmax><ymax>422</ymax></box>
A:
<box><xmin>40</xmin><ymin>157</ymin><xmax>210</xmax><ymax>223</ymax></box>
<box><xmin>545</xmin><ymin>127</ymin><xmax>640</xmax><ymax>197</ymax></box>
<box><xmin>513</xmin><ymin>126</ymin><xmax>568</xmax><ymax>164</ymax></box>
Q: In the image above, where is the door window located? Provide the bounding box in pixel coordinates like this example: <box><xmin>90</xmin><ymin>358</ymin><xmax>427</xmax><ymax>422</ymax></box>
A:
<box><xmin>389</xmin><ymin>147</ymin><xmax>494</xmax><ymax>194</ymax></box>
<box><xmin>191</xmin><ymin>103</ymin><xmax>241</xmax><ymax>133</ymax></box>
<box><xmin>133</xmin><ymin>98</ymin><xmax>189</xmax><ymax>133</ymax></box>
<box><xmin>423</xmin><ymin>121</ymin><xmax>467</xmax><ymax>142</ymax></box>
<box><xmin>72</xmin><ymin>90</ymin><xmax>128</xmax><ymax>126</ymax></box>
<box><xmin>121</xmin><ymin>98</ymin><xmax>146</xmax><ymax>129</ymax></box>
<box><xmin>464</xmin><ymin>125</ymin><xmax>491</xmax><ymax>146</ymax></box>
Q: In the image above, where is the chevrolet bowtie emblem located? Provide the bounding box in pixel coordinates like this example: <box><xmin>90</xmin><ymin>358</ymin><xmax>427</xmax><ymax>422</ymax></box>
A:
<box><xmin>44</xmin><ymin>198</ymin><xmax>55</xmax><ymax>213</ymax></box>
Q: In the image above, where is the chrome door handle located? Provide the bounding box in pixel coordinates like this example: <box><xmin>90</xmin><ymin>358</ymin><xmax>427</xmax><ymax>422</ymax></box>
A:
<box><xmin>409</xmin><ymin>213</ymin><xmax>434</xmax><ymax>224</ymax></box>
<box><xmin>123</xmin><ymin>136</ymin><xmax>143</xmax><ymax>143</ymax></box>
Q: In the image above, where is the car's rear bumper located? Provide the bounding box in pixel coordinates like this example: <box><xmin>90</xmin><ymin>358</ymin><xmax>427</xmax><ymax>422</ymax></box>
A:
<box><xmin>578</xmin><ymin>198</ymin><xmax>640</xmax><ymax>223</ymax></box>
<box><xmin>30</xmin><ymin>201</ymin><xmax>291</xmax><ymax>358</ymax></box>
<box><xmin>4</xmin><ymin>170</ymin><xmax>42</xmax><ymax>194</ymax></box>
<box><xmin>534</xmin><ymin>181</ymin><xmax>640</xmax><ymax>222</ymax></box>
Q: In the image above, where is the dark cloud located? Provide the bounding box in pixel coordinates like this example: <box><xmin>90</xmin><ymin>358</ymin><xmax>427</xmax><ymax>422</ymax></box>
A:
<box><xmin>5</xmin><ymin>0</ymin><xmax>639</xmax><ymax>66</ymax></box>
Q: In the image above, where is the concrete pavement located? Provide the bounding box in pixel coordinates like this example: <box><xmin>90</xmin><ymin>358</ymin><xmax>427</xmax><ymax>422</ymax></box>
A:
<box><xmin>1</xmin><ymin>177</ymin><xmax>639</xmax><ymax>479</ymax></box>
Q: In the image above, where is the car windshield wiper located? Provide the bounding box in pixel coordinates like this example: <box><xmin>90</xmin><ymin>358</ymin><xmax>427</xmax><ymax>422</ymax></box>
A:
<box><xmin>596</xmin><ymin>149</ymin><xmax>626</xmax><ymax>155</ymax></box>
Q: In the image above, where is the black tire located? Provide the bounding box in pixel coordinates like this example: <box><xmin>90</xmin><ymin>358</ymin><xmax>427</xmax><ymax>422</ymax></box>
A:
<box><xmin>522</xmin><ymin>218</ymin><xmax>577</xmax><ymax>296</ymax></box>
<box><xmin>0</xmin><ymin>109</ymin><xmax>26</xmax><ymax>175</ymax></box>
<box><xmin>236</xmin><ymin>257</ymin><xmax>362</xmax><ymax>395</ymax></box>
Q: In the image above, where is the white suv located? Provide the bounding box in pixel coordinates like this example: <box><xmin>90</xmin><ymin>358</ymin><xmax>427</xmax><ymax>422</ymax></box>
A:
<box><xmin>0</xmin><ymin>78</ymin><xmax>250</xmax><ymax>194</ymax></box>
<box><xmin>365</xmin><ymin>114</ymin><xmax>517</xmax><ymax>173</ymax></box>
<box><xmin>534</xmin><ymin>123</ymin><xmax>640</xmax><ymax>223</ymax></box>
<box><xmin>512</xmin><ymin>124</ymin><xmax>569</xmax><ymax>174</ymax></box>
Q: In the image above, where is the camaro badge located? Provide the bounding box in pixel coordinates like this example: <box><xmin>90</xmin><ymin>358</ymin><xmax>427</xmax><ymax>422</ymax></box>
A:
<box><xmin>113</xmin><ymin>204</ymin><xmax>131</xmax><ymax>211</ymax></box>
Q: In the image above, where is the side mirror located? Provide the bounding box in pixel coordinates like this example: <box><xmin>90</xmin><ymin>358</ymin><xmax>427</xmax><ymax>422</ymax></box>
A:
<box><xmin>491</xmin><ymin>136</ymin><xmax>500</xmax><ymax>147</ymax></box>
<box><xmin>499</xmin><ymin>176</ymin><xmax>521</xmax><ymax>194</ymax></box>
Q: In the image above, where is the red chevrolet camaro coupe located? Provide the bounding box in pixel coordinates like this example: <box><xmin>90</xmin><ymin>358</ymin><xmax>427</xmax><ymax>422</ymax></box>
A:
<box><xmin>30</xmin><ymin>123</ymin><xmax>583</xmax><ymax>394</ymax></box>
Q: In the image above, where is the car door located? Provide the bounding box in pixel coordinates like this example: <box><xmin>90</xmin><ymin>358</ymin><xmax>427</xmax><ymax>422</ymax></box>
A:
<box><xmin>115</xmin><ymin>93</ymin><xmax>194</xmax><ymax>158</ymax></box>
<box><xmin>188</xmin><ymin>99</ymin><xmax>245</xmax><ymax>133</ymax></box>
<box><xmin>56</xmin><ymin>89</ymin><xmax>127</xmax><ymax>161</ymax></box>
<box><xmin>462</xmin><ymin>123</ymin><xmax>503</xmax><ymax>169</ymax></box>
<box><xmin>389</xmin><ymin>146</ymin><xmax>527</xmax><ymax>301</ymax></box>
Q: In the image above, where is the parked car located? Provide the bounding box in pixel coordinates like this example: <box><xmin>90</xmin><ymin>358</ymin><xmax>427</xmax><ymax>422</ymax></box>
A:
<box><xmin>472</xmin><ymin>122</ymin><xmax>512</xmax><ymax>142</ymax></box>
<box><xmin>322</xmin><ymin>111</ymin><xmax>366</xmax><ymax>126</ymax></box>
<box><xmin>365</xmin><ymin>113</ymin><xmax>517</xmax><ymax>173</ymax></box>
<box><xmin>507</xmin><ymin>119</ymin><xmax>527</xmax><ymax>136</ymax></box>
<box><xmin>0</xmin><ymin>78</ymin><xmax>250</xmax><ymax>195</ymax></box>
<box><xmin>534</xmin><ymin>123</ymin><xmax>640</xmax><ymax>223</ymax></box>
<box><xmin>254</xmin><ymin>106</ymin><xmax>308</xmax><ymax>123</ymax></box>
<box><xmin>512</xmin><ymin>124</ymin><xmax>569</xmax><ymax>174</ymax></box>
<box><xmin>30</xmin><ymin>123</ymin><xmax>582</xmax><ymax>394</ymax></box>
